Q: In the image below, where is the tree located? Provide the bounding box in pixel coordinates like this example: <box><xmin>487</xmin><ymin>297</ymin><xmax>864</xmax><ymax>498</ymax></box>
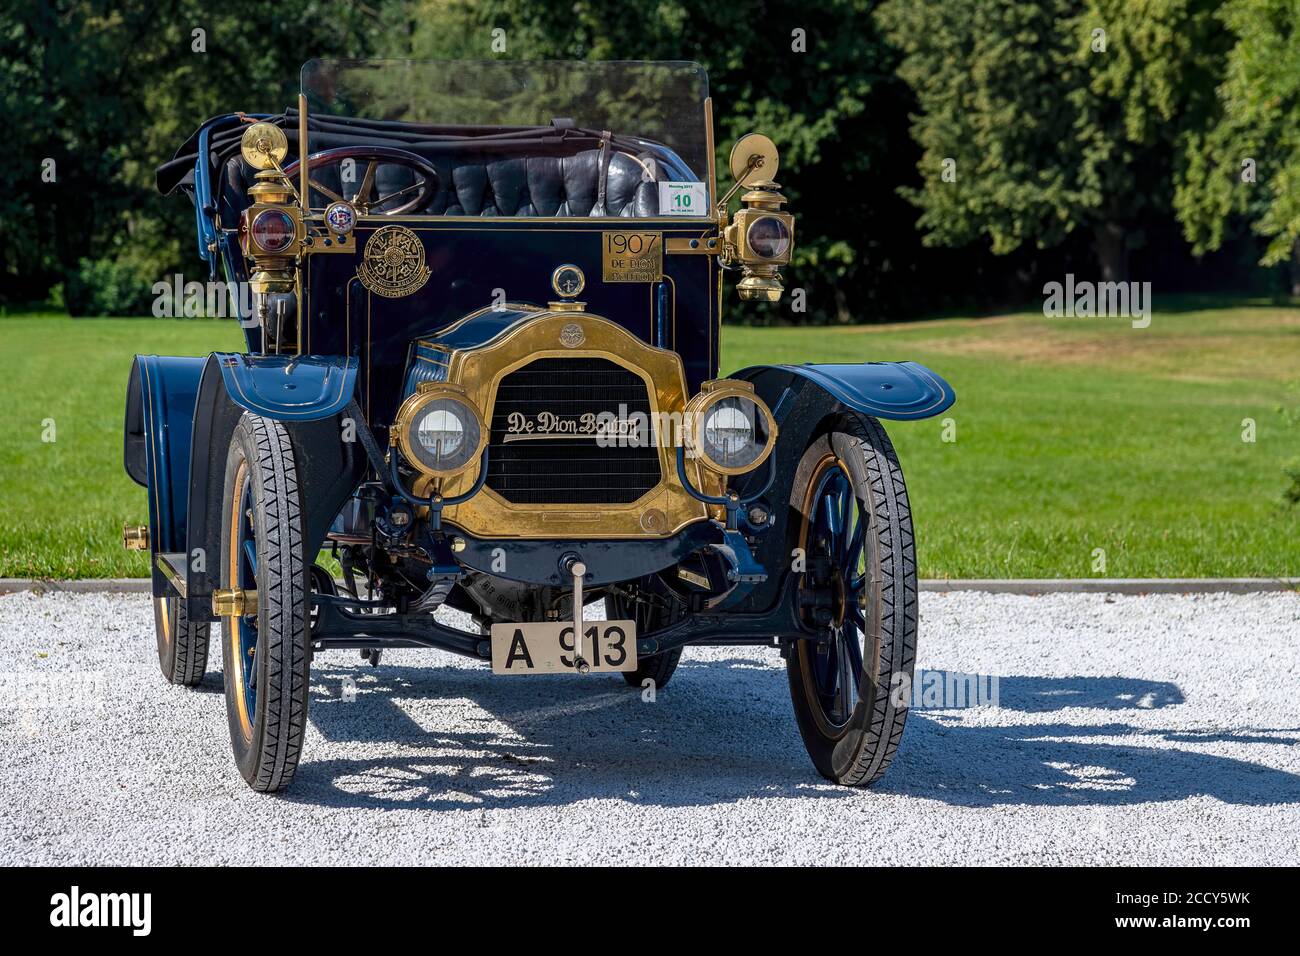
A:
<box><xmin>1</xmin><ymin>0</ymin><xmax>383</xmax><ymax>308</ymax></box>
<box><xmin>876</xmin><ymin>0</ymin><xmax>1227</xmax><ymax>283</ymax></box>
<box><xmin>1174</xmin><ymin>0</ymin><xmax>1300</xmax><ymax>294</ymax></box>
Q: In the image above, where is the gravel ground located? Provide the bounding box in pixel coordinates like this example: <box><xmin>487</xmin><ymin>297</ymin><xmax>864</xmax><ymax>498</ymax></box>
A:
<box><xmin>1</xmin><ymin>590</ymin><xmax>1297</xmax><ymax>866</ymax></box>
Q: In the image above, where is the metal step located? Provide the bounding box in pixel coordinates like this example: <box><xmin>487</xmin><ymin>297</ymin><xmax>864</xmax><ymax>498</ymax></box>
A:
<box><xmin>155</xmin><ymin>552</ymin><xmax>187</xmax><ymax>598</ymax></box>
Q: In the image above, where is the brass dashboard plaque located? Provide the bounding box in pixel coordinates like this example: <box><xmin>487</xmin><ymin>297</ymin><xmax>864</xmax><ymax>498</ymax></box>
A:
<box><xmin>358</xmin><ymin>224</ymin><xmax>431</xmax><ymax>298</ymax></box>
<box><xmin>601</xmin><ymin>231</ymin><xmax>663</xmax><ymax>282</ymax></box>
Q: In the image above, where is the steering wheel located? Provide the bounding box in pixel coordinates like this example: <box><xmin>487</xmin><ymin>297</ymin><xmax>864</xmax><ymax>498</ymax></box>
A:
<box><xmin>283</xmin><ymin>146</ymin><xmax>440</xmax><ymax>216</ymax></box>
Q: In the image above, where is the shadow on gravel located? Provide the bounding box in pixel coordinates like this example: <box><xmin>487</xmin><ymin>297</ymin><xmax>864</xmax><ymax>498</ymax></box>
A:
<box><xmin>885</xmin><ymin>716</ymin><xmax>1300</xmax><ymax>808</ymax></box>
<box><xmin>284</xmin><ymin>660</ymin><xmax>1300</xmax><ymax>812</ymax></box>
<box><xmin>993</xmin><ymin>676</ymin><xmax>1184</xmax><ymax>712</ymax></box>
<box><xmin>288</xmin><ymin>655</ymin><xmax>839</xmax><ymax>811</ymax></box>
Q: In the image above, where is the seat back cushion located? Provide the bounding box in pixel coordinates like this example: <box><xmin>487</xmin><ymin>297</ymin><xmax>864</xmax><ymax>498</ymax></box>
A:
<box><xmin>222</xmin><ymin>147</ymin><xmax>659</xmax><ymax>221</ymax></box>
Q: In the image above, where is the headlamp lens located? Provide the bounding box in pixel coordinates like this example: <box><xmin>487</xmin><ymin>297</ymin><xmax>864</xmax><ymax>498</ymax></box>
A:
<box><xmin>701</xmin><ymin>397</ymin><xmax>766</xmax><ymax>471</ymax></box>
<box><xmin>746</xmin><ymin>216</ymin><xmax>791</xmax><ymax>259</ymax></box>
<box><xmin>408</xmin><ymin>398</ymin><xmax>480</xmax><ymax>474</ymax></box>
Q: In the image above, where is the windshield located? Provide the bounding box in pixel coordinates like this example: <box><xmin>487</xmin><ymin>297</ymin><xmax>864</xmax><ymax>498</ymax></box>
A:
<box><xmin>299</xmin><ymin>59</ymin><xmax>712</xmax><ymax>217</ymax></box>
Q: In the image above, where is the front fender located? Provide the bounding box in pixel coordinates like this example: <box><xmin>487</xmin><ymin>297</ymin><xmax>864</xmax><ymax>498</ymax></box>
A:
<box><xmin>717</xmin><ymin>360</ymin><xmax>955</xmax><ymax>616</ymax></box>
<box><xmin>124</xmin><ymin>355</ymin><xmax>206</xmax><ymax>566</ymax></box>
<box><xmin>175</xmin><ymin>353</ymin><xmax>365</xmax><ymax>618</ymax></box>
<box><xmin>732</xmin><ymin>361</ymin><xmax>954</xmax><ymax>420</ymax></box>
<box><xmin>213</xmin><ymin>352</ymin><xmax>358</xmax><ymax>421</ymax></box>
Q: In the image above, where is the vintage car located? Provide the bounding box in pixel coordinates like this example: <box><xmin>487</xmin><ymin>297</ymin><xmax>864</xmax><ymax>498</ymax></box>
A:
<box><xmin>124</xmin><ymin>60</ymin><xmax>954</xmax><ymax>792</ymax></box>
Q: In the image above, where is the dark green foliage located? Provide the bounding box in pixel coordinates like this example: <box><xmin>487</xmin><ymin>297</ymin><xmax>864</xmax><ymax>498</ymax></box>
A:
<box><xmin>1175</xmin><ymin>0</ymin><xmax>1300</xmax><ymax>286</ymax></box>
<box><xmin>876</xmin><ymin>0</ymin><xmax>1229</xmax><ymax>283</ymax></box>
<box><xmin>62</xmin><ymin>256</ymin><xmax>157</xmax><ymax>317</ymax></box>
<box><xmin>1</xmin><ymin>0</ymin><xmax>383</xmax><ymax>312</ymax></box>
<box><xmin>1</xmin><ymin>0</ymin><xmax>1290</xmax><ymax>320</ymax></box>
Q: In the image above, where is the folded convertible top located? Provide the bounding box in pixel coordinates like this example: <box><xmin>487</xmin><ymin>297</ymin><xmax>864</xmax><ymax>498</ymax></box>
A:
<box><xmin>156</xmin><ymin>110</ymin><xmax>683</xmax><ymax>197</ymax></box>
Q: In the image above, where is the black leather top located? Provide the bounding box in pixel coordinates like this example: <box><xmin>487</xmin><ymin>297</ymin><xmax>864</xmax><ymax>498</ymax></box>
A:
<box><xmin>162</xmin><ymin>112</ymin><xmax>691</xmax><ymax>220</ymax></box>
<box><xmin>220</xmin><ymin>146</ymin><xmax>659</xmax><ymax>218</ymax></box>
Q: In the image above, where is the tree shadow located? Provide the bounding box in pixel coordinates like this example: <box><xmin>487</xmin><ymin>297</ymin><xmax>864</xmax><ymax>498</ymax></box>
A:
<box><xmin>883</xmin><ymin>716</ymin><xmax>1300</xmax><ymax>808</ymax></box>
<box><xmin>993</xmin><ymin>675</ymin><xmax>1183</xmax><ymax>712</ymax></box>
<box><xmin>283</xmin><ymin>656</ymin><xmax>1300</xmax><ymax>812</ymax></box>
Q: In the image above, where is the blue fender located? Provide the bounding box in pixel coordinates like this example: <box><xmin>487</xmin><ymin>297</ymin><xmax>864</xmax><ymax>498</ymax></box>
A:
<box><xmin>124</xmin><ymin>351</ymin><xmax>359</xmax><ymax>605</ymax></box>
<box><xmin>733</xmin><ymin>361</ymin><xmax>955</xmax><ymax>420</ymax></box>
<box><xmin>212</xmin><ymin>352</ymin><xmax>358</xmax><ymax>421</ymax></box>
<box><xmin>124</xmin><ymin>355</ymin><xmax>207</xmax><ymax>561</ymax></box>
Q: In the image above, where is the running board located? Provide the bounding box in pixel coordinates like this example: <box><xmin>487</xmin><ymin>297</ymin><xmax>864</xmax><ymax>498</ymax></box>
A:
<box><xmin>155</xmin><ymin>552</ymin><xmax>187</xmax><ymax>598</ymax></box>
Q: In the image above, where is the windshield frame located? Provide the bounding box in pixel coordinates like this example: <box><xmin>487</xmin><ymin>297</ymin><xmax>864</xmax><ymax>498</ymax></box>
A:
<box><xmin>296</xmin><ymin>58</ymin><xmax>717</xmax><ymax>223</ymax></box>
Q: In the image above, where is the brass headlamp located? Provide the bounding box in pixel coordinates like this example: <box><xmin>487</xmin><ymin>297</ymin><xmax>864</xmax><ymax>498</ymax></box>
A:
<box><xmin>720</xmin><ymin>134</ymin><xmax>796</xmax><ymax>302</ymax></box>
<box><xmin>684</xmin><ymin>379</ymin><xmax>777</xmax><ymax>476</ymax></box>
<box><xmin>239</xmin><ymin>123</ymin><xmax>304</xmax><ymax>344</ymax></box>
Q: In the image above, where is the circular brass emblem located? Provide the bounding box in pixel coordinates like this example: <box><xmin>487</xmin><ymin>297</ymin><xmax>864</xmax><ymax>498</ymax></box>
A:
<box><xmin>358</xmin><ymin>225</ymin><xmax>431</xmax><ymax>298</ymax></box>
<box><xmin>640</xmin><ymin>509</ymin><xmax>667</xmax><ymax>533</ymax></box>
<box><xmin>560</xmin><ymin>322</ymin><xmax>585</xmax><ymax>348</ymax></box>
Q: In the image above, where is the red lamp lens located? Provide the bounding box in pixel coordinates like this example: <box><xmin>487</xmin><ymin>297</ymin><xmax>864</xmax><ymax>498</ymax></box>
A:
<box><xmin>251</xmin><ymin>210</ymin><xmax>295</xmax><ymax>253</ymax></box>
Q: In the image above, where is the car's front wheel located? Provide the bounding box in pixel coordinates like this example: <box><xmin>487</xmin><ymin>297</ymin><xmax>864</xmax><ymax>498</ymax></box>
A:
<box><xmin>219</xmin><ymin>413</ymin><xmax>311</xmax><ymax>792</ymax></box>
<box><xmin>785</xmin><ymin>416</ymin><xmax>917</xmax><ymax>786</ymax></box>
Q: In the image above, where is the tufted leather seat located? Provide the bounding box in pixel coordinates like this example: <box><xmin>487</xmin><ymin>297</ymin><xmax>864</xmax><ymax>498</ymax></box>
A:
<box><xmin>222</xmin><ymin>146</ymin><xmax>660</xmax><ymax>219</ymax></box>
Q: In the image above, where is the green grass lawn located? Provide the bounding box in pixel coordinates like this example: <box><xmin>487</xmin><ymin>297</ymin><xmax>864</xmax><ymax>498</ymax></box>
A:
<box><xmin>2</xmin><ymin>301</ymin><xmax>1298</xmax><ymax>578</ymax></box>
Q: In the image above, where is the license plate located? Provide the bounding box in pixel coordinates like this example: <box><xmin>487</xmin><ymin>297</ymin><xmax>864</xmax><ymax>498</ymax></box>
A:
<box><xmin>490</xmin><ymin>620</ymin><xmax>637</xmax><ymax>675</ymax></box>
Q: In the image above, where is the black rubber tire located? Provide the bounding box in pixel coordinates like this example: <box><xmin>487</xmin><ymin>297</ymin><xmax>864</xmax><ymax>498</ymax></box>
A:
<box><xmin>219</xmin><ymin>413</ymin><xmax>311</xmax><ymax>793</ymax></box>
<box><xmin>786</xmin><ymin>415</ymin><xmax>917</xmax><ymax>787</ymax></box>
<box><xmin>620</xmin><ymin>646</ymin><xmax>683</xmax><ymax>689</ymax></box>
<box><xmin>152</xmin><ymin>595</ymin><xmax>209</xmax><ymax>686</ymax></box>
<box><xmin>605</xmin><ymin>591</ymin><xmax>684</xmax><ymax>689</ymax></box>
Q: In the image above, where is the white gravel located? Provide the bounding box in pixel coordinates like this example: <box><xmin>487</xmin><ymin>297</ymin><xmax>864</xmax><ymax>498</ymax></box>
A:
<box><xmin>1</xmin><ymin>590</ymin><xmax>1297</xmax><ymax>866</ymax></box>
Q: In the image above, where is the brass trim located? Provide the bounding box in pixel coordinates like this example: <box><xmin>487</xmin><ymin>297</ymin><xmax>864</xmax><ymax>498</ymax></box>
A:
<box><xmin>704</xmin><ymin>96</ymin><xmax>717</xmax><ymax>214</ymax></box>
<box><xmin>357</xmin><ymin>223</ymin><xmax>431</xmax><ymax>298</ymax></box>
<box><xmin>666</xmin><ymin>236</ymin><xmax>721</xmax><ymax>255</ymax></box>
<box><xmin>298</xmin><ymin>93</ymin><xmax>309</xmax><ymax>230</ymax></box>
<box><xmin>213</xmin><ymin>588</ymin><xmax>259</xmax><ymax>618</ymax></box>
<box><xmin>158</xmin><ymin>596</ymin><xmax>172</xmax><ymax>649</ymax></box>
<box><xmin>551</xmin><ymin>263</ymin><xmax>585</xmax><ymax>297</ymax></box>
<box><xmin>245</xmin><ymin>204</ymin><xmax>305</xmax><ymax>258</ymax></box>
<box><xmin>729</xmin><ymin>132</ymin><xmax>779</xmax><ymax>186</ymax></box>
<box><xmin>678</xmin><ymin>566</ymin><xmax>710</xmax><ymax>589</ymax></box>
<box><xmin>353</xmin><ymin>215</ymin><xmax>714</xmax><ymax>226</ymax></box>
<box><xmin>305</xmin><ymin>225</ymin><xmax>356</xmax><ymax>254</ymax></box>
<box><xmin>601</xmin><ymin>231</ymin><xmax>664</xmax><ymax>282</ymax></box>
<box><xmin>123</xmin><ymin>524</ymin><xmax>149</xmax><ymax>551</ymax></box>
<box><xmin>684</xmin><ymin>379</ymin><xmax>779</xmax><ymax>476</ymax></box>
<box><xmin>241</xmin><ymin>123</ymin><xmax>288</xmax><ymax>170</ymax></box>
<box><xmin>422</xmin><ymin>310</ymin><xmax>724</xmax><ymax>537</ymax></box>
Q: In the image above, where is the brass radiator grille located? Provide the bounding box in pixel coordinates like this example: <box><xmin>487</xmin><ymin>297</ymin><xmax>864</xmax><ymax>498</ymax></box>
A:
<box><xmin>485</xmin><ymin>357</ymin><xmax>660</xmax><ymax>505</ymax></box>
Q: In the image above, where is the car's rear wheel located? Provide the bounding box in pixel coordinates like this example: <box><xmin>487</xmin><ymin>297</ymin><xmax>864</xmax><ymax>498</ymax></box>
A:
<box><xmin>621</xmin><ymin>646</ymin><xmax>683</xmax><ymax>689</ymax></box>
<box><xmin>606</xmin><ymin>582</ymin><xmax>684</xmax><ymax>689</ymax></box>
<box><xmin>152</xmin><ymin>595</ymin><xmax>208</xmax><ymax>686</ymax></box>
<box><xmin>786</xmin><ymin>416</ymin><xmax>917</xmax><ymax>786</ymax></box>
<box><xmin>219</xmin><ymin>413</ymin><xmax>310</xmax><ymax>792</ymax></box>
